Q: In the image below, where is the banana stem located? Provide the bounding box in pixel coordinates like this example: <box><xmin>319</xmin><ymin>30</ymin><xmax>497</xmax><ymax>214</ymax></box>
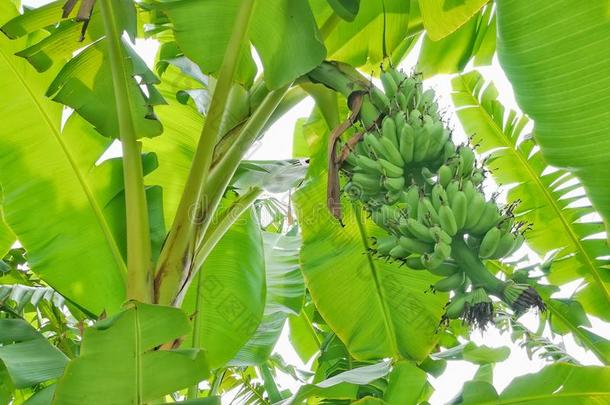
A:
<box><xmin>98</xmin><ymin>0</ymin><xmax>152</xmax><ymax>303</ymax></box>
<box><xmin>451</xmin><ymin>236</ymin><xmax>505</xmax><ymax>296</ymax></box>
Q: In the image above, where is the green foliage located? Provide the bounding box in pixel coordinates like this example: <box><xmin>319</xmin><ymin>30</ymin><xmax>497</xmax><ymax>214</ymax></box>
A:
<box><xmin>53</xmin><ymin>302</ymin><xmax>209</xmax><ymax>405</ymax></box>
<box><xmin>496</xmin><ymin>0</ymin><xmax>610</xmax><ymax>242</ymax></box>
<box><xmin>294</xmin><ymin>106</ymin><xmax>446</xmax><ymax>361</ymax></box>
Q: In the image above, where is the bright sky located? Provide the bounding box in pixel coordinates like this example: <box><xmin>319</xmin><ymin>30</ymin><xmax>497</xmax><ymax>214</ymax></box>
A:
<box><xmin>19</xmin><ymin>1</ymin><xmax>610</xmax><ymax>403</ymax></box>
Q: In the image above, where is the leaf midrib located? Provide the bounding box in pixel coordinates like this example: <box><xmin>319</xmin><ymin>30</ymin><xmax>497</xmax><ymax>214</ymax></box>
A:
<box><xmin>455</xmin><ymin>76</ymin><xmax>610</xmax><ymax>307</ymax></box>
<box><xmin>0</xmin><ymin>44</ymin><xmax>128</xmax><ymax>282</ymax></box>
<box><xmin>352</xmin><ymin>205</ymin><xmax>400</xmax><ymax>358</ymax></box>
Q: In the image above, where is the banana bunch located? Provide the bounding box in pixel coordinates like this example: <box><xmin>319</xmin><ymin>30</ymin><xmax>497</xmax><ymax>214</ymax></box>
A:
<box><xmin>340</xmin><ymin>67</ymin><xmax>545</xmax><ymax>329</ymax></box>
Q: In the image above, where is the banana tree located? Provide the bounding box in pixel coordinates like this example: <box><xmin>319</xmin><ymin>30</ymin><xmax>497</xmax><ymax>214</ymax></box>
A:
<box><xmin>0</xmin><ymin>0</ymin><xmax>609</xmax><ymax>404</ymax></box>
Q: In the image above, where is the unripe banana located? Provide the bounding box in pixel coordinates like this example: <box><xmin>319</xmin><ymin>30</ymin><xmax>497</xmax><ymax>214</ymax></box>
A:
<box><xmin>378</xmin><ymin>158</ymin><xmax>403</xmax><ymax>177</ymax></box>
<box><xmin>356</xmin><ymin>155</ymin><xmax>382</xmax><ymax>173</ymax></box>
<box><xmin>389</xmin><ymin>245</ymin><xmax>410</xmax><ymax>259</ymax></box>
<box><xmin>413</xmin><ymin>128</ymin><xmax>431</xmax><ymax>162</ymax></box>
<box><xmin>451</xmin><ymin>191</ymin><xmax>468</xmax><ymax>229</ymax></box>
<box><xmin>434</xmin><ymin>241</ymin><xmax>451</xmax><ymax>260</ymax></box>
<box><xmin>446</xmin><ymin>180</ymin><xmax>459</xmax><ymax>202</ymax></box>
<box><xmin>439</xmin><ymin>204</ymin><xmax>458</xmax><ymax>236</ymax></box>
<box><xmin>399</xmin><ymin>125</ymin><xmax>415</xmax><ymax>163</ymax></box>
<box><xmin>405</xmin><ymin>185</ymin><xmax>420</xmax><ymax>219</ymax></box>
<box><xmin>409</xmin><ymin>109</ymin><xmax>422</xmax><ymax>125</ymax></box>
<box><xmin>364</xmin><ymin>133</ymin><xmax>387</xmax><ymax>158</ymax></box>
<box><xmin>344</xmin><ymin>151</ymin><xmax>359</xmax><ymax>166</ymax></box>
<box><xmin>470</xmin><ymin>203</ymin><xmax>500</xmax><ymax>235</ymax></box>
<box><xmin>405</xmin><ymin>218</ymin><xmax>435</xmax><ymax>243</ymax></box>
<box><xmin>383</xmin><ymin>176</ymin><xmax>406</xmax><ymax>192</ymax></box>
<box><xmin>508</xmin><ymin>233</ymin><xmax>525</xmax><ymax>255</ymax></box>
<box><xmin>430</xmin><ymin>226</ymin><xmax>452</xmax><ymax>245</ymax></box>
<box><xmin>352</xmin><ymin>173</ymin><xmax>382</xmax><ymax>194</ymax></box>
<box><xmin>438</xmin><ymin>165</ymin><xmax>453</xmax><ymax>188</ymax></box>
<box><xmin>429</xmin><ymin>260</ymin><xmax>459</xmax><ymax>277</ymax></box>
<box><xmin>471</xmin><ymin>170</ymin><xmax>485</xmax><ymax>186</ymax></box>
<box><xmin>433</xmin><ymin>271</ymin><xmax>465</xmax><ymax>292</ymax></box>
<box><xmin>382</xmin><ymin>116</ymin><xmax>399</xmax><ymax>148</ymax></box>
<box><xmin>389</xmin><ymin>68</ymin><xmax>406</xmax><ymax>86</ymax></box>
<box><xmin>420</xmin><ymin>197</ymin><xmax>440</xmax><ymax>225</ymax></box>
<box><xmin>458</xmin><ymin>146</ymin><xmax>476</xmax><ymax>177</ymax></box>
<box><xmin>405</xmin><ymin>256</ymin><xmax>426</xmax><ymax>270</ymax></box>
<box><xmin>464</xmin><ymin>193</ymin><xmax>485</xmax><ymax>229</ymax></box>
<box><xmin>380</xmin><ymin>70</ymin><xmax>398</xmax><ymax>99</ymax></box>
<box><xmin>431</xmin><ymin>184</ymin><xmax>444</xmax><ymax>211</ymax></box>
<box><xmin>400</xmin><ymin>78</ymin><xmax>417</xmax><ymax>105</ymax></box>
<box><xmin>489</xmin><ymin>231</ymin><xmax>516</xmax><ymax>259</ymax></box>
<box><xmin>461</xmin><ymin>180</ymin><xmax>476</xmax><ymax>202</ymax></box>
<box><xmin>379</xmin><ymin>137</ymin><xmax>404</xmax><ymax>167</ymax></box>
<box><xmin>397</xmin><ymin>92</ymin><xmax>408</xmax><ymax>111</ymax></box>
<box><xmin>445</xmin><ymin>294</ymin><xmax>467</xmax><ymax>319</ymax></box>
<box><xmin>370</xmin><ymin>88</ymin><xmax>391</xmax><ymax>112</ymax></box>
<box><xmin>442</xmin><ymin>141</ymin><xmax>456</xmax><ymax>162</ymax></box>
<box><xmin>399</xmin><ymin>236</ymin><xmax>434</xmax><ymax>254</ymax></box>
<box><xmin>374</xmin><ymin>236</ymin><xmax>398</xmax><ymax>256</ymax></box>
<box><xmin>421</xmin><ymin>251</ymin><xmax>444</xmax><ymax>270</ymax></box>
<box><xmin>479</xmin><ymin>227</ymin><xmax>501</xmax><ymax>259</ymax></box>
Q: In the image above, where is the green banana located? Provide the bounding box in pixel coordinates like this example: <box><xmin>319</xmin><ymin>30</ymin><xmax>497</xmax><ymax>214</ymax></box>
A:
<box><xmin>383</xmin><ymin>176</ymin><xmax>406</xmax><ymax>192</ymax></box>
<box><xmin>381</xmin><ymin>70</ymin><xmax>398</xmax><ymax>98</ymax></box>
<box><xmin>379</xmin><ymin>136</ymin><xmax>405</xmax><ymax>167</ymax></box>
<box><xmin>405</xmin><ymin>218</ymin><xmax>435</xmax><ymax>243</ymax></box>
<box><xmin>370</xmin><ymin>88</ymin><xmax>391</xmax><ymax>112</ymax></box>
<box><xmin>431</xmin><ymin>184</ymin><xmax>448</xmax><ymax>211</ymax></box>
<box><xmin>442</xmin><ymin>141</ymin><xmax>456</xmax><ymax>162</ymax></box>
<box><xmin>479</xmin><ymin>227</ymin><xmax>501</xmax><ymax>259</ymax></box>
<box><xmin>378</xmin><ymin>158</ymin><xmax>404</xmax><ymax>177</ymax></box>
<box><xmin>445</xmin><ymin>294</ymin><xmax>467</xmax><ymax>319</ymax></box>
<box><xmin>458</xmin><ymin>146</ymin><xmax>476</xmax><ymax>177</ymax></box>
<box><xmin>438</xmin><ymin>165</ymin><xmax>453</xmax><ymax>188</ymax></box>
<box><xmin>451</xmin><ymin>191</ymin><xmax>468</xmax><ymax>230</ymax></box>
<box><xmin>352</xmin><ymin>173</ymin><xmax>381</xmax><ymax>194</ymax></box>
<box><xmin>434</xmin><ymin>241</ymin><xmax>451</xmax><ymax>260</ymax></box>
<box><xmin>446</xmin><ymin>180</ymin><xmax>459</xmax><ymax>202</ymax></box>
<box><xmin>489</xmin><ymin>231</ymin><xmax>516</xmax><ymax>259</ymax></box>
<box><xmin>399</xmin><ymin>236</ymin><xmax>434</xmax><ymax>254</ymax></box>
<box><xmin>357</xmin><ymin>155</ymin><xmax>382</xmax><ymax>173</ymax></box>
<box><xmin>430</xmin><ymin>226</ymin><xmax>452</xmax><ymax>244</ymax></box>
<box><xmin>464</xmin><ymin>193</ymin><xmax>485</xmax><ymax>229</ymax></box>
<box><xmin>374</xmin><ymin>236</ymin><xmax>398</xmax><ymax>256</ymax></box>
<box><xmin>413</xmin><ymin>128</ymin><xmax>431</xmax><ymax>162</ymax></box>
<box><xmin>429</xmin><ymin>260</ymin><xmax>459</xmax><ymax>277</ymax></box>
<box><xmin>421</xmin><ymin>251</ymin><xmax>444</xmax><ymax>270</ymax></box>
<box><xmin>364</xmin><ymin>133</ymin><xmax>387</xmax><ymax>158</ymax></box>
<box><xmin>470</xmin><ymin>203</ymin><xmax>500</xmax><ymax>235</ymax></box>
<box><xmin>439</xmin><ymin>204</ymin><xmax>458</xmax><ymax>236</ymax></box>
<box><xmin>405</xmin><ymin>256</ymin><xmax>426</xmax><ymax>270</ymax></box>
<box><xmin>508</xmin><ymin>233</ymin><xmax>525</xmax><ymax>255</ymax></box>
<box><xmin>399</xmin><ymin>124</ymin><xmax>415</xmax><ymax>163</ymax></box>
<box><xmin>389</xmin><ymin>245</ymin><xmax>410</xmax><ymax>259</ymax></box>
<box><xmin>382</xmin><ymin>116</ymin><xmax>399</xmax><ymax>148</ymax></box>
<box><xmin>420</xmin><ymin>197</ymin><xmax>440</xmax><ymax>225</ymax></box>
<box><xmin>433</xmin><ymin>271</ymin><xmax>465</xmax><ymax>292</ymax></box>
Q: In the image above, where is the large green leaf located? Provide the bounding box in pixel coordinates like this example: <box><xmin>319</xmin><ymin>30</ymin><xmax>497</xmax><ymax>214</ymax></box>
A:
<box><xmin>294</xmin><ymin>108</ymin><xmax>446</xmax><ymax>362</ymax></box>
<box><xmin>418</xmin><ymin>0</ymin><xmax>488</xmax><ymax>41</ymax></box>
<box><xmin>384</xmin><ymin>361</ymin><xmax>428</xmax><ymax>405</ymax></box>
<box><xmin>53</xmin><ymin>303</ymin><xmax>209</xmax><ymax>405</ymax></box>
<box><xmin>419</xmin><ymin>5</ymin><xmax>495</xmax><ymax>78</ymax></box>
<box><xmin>459</xmin><ymin>364</ymin><xmax>610</xmax><ymax>404</ymax></box>
<box><xmin>309</xmin><ymin>0</ymin><xmax>412</xmax><ymax>72</ymax></box>
<box><xmin>496</xmin><ymin>0</ymin><xmax>610</xmax><ymax>240</ymax></box>
<box><xmin>153</xmin><ymin>0</ymin><xmax>326</xmax><ymax>89</ymax></box>
<box><xmin>0</xmin><ymin>5</ymin><xmax>126</xmax><ymax>315</ymax></box>
<box><xmin>45</xmin><ymin>38</ymin><xmax>164</xmax><ymax>139</ymax></box>
<box><xmin>2</xmin><ymin>1</ymin><xmax>162</xmax><ymax>139</ymax></box>
<box><xmin>0</xmin><ymin>202</ymin><xmax>13</xmax><ymax>258</ymax></box>
<box><xmin>182</xmin><ymin>208</ymin><xmax>266</xmax><ymax>370</ymax></box>
<box><xmin>451</xmin><ymin>71</ymin><xmax>610</xmax><ymax>324</ymax></box>
<box><xmin>0</xmin><ymin>319</ymin><xmax>68</xmax><ymax>389</ymax></box>
<box><xmin>232</xmin><ymin>232</ymin><xmax>305</xmax><ymax>365</ymax></box>
<box><xmin>285</xmin><ymin>361</ymin><xmax>392</xmax><ymax>405</ymax></box>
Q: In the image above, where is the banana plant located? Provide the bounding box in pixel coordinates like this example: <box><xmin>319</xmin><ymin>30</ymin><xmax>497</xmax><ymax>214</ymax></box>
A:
<box><xmin>1</xmin><ymin>0</ymin><xmax>610</xmax><ymax>404</ymax></box>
